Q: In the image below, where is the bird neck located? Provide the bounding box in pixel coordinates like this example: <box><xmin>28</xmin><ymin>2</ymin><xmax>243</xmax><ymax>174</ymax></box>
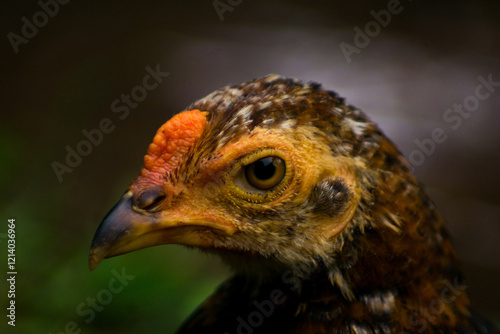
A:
<box><xmin>231</xmin><ymin>225</ymin><xmax>472</xmax><ymax>332</ymax></box>
<box><xmin>238</xmin><ymin>197</ymin><xmax>472</xmax><ymax>332</ymax></box>
<box><xmin>312</xmin><ymin>168</ymin><xmax>473</xmax><ymax>331</ymax></box>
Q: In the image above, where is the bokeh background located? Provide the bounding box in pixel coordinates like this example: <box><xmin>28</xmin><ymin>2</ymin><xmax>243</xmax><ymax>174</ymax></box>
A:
<box><xmin>2</xmin><ymin>0</ymin><xmax>499</xmax><ymax>333</ymax></box>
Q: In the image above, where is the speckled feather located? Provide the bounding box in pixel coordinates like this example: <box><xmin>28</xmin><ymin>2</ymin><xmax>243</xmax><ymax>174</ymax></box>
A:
<box><xmin>170</xmin><ymin>75</ymin><xmax>498</xmax><ymax>333</ymax></box>
<box><xmin>89</xmin><ymin>74</ymin><xmax>498</xmax><ymax>334</ymax></box>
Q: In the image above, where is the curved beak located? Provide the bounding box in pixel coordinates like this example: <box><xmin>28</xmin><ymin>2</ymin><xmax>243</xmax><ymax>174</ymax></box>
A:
<box><xmin>89</xmin><ymin>191</ymin><xmax>237</xmax><ymax>271</ymax></box>
<box><xmin>89</xmin><ymin>191</ymin><xmax>154</xmax><ymax>270</ymax></box>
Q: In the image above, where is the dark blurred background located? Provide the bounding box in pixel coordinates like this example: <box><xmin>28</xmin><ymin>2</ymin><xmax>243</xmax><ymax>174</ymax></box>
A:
<box><xmin>1</xmin><ymin>0</ymin><xmax>499</xmax><ymax>333</ymax></box>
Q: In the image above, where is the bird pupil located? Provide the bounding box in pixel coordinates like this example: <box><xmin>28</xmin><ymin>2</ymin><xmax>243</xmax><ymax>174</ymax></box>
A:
<box><xmin>254</xmin><ymin>157</ymin><xmax>276</xmax><ymax>180</ymax></box>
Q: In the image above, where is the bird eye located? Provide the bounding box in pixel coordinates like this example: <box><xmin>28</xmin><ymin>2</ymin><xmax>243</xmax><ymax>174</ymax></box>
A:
<box><xmin>244</xmin><ymin>156</ymin><xmax>286</xmax><ymax>190</ymax></box>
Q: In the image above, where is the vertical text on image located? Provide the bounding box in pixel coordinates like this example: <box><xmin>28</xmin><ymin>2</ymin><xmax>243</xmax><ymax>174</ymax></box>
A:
<box><xmin>6</xmin><ymin>218</ymin><xmax>17</xmax><ymax>327</ymax></box>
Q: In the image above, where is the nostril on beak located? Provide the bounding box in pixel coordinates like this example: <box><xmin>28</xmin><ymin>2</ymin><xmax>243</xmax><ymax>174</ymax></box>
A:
<box><xmin>134</xmin><ymin>188</ymin><xmax>166</xmax><ymax>212</ymax></box>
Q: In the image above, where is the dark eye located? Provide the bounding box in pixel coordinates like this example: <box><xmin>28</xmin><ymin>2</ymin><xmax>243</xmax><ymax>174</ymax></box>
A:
<box><xmin>245</xmin><ymin>156</ymin><xmax>286</xmax><ymax>190</ymax></box>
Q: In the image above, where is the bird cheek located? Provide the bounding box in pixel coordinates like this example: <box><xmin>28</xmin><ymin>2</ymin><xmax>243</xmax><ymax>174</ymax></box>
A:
<box><xmin>308</xmin><ymin>163</ymin><xmax>360</xmax><ymax>239</ymax></box>
<box><xmin>320</xmin><ymin>200</ymin><xmax>359</xmax><ymax>239</ymax></box>
<box><xmin>310</xmin><ymin>177</ymin><xmax>353</xmax><ymax>217</ymax></box>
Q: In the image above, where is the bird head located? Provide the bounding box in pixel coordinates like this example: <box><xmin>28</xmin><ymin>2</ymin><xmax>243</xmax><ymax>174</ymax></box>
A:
<box><xmin>88</xmin><ymin>75</ymin><xmax>478</xmax><ymax>332</ymax></box>
<box><xmin>89</xmin><ymin>75</ymin><xmax>459</xmax><ymax>297</ymax></box>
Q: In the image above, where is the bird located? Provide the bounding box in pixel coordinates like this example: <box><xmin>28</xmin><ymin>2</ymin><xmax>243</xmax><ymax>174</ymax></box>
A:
<box><xmin>89</xmin><ymin>74</ymin><xmax>499</xmax><ymax>333</ymax></box>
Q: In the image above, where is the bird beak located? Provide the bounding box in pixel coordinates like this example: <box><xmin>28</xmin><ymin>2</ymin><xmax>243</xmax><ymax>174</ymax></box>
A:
<box><xmin>89</xmin><ymin>190</ymin><xmax>237</xmax><ymax>271</ymax></box>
